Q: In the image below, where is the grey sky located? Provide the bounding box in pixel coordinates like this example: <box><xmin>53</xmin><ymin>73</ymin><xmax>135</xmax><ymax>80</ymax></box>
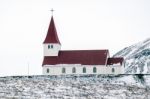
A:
<box><xmin>0</xmin><ymin>0</ymin><xmax>150</xmax><ymax>76</ymax></box>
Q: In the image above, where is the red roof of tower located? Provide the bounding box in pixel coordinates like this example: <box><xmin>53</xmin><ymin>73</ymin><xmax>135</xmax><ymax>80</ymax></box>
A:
<box><xmin>42</xmin><ymin>50</ymin><xmax>109</xmax><ymax>66</ymax></box>
<box><xmin>43</xmin><ymin>16</ymin><xmax>61</xmax><ymax>44</ymax></box>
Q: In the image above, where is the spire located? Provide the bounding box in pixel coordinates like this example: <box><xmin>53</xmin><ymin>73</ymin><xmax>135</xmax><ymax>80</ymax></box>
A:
<box><xmin>43</xmin><ymin>16</ymin><xmax>61</xmax><ymax>44</ymax></box>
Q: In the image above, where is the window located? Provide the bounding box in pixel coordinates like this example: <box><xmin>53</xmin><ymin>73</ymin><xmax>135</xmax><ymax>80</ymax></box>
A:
<box><xmin>83</xmin><ymin>67</ymin><xmax>86</xmax><ymax>73</ymax></box>
<box><xmin>48</xmin><ymin>45</ymin><xmax>50</xmax><ymax>49</ymax></box>
<box><xmin>62</xmin><ymin>68</ymin><xmax>66</xmax><ymax>73</ymax></box>
<box><xmin>72</xmin><ymin>67</ymin><xmax>76</xmax><ymax>73</ymax></box>
<box><xmin>51</xmin><ymin>45</ymin><xmax>53</xmax><ymax>48</ymax></box>
<box><xmin>112</xmin><ymin>68</ymin><xmax>115</xmax><ymax>73</ymax></box>
<box><xmin>93</xmin><ymin>67</ymin><xmax>97</xmax><ymax>73</ymax></box>
<box><xmin>48</xmin><ymin>45</ymin><xmax>53</xmax><ymax>49</ymax></box>
<box><xmin>47</xmin><ymin>68</ymin><xmax>49</xmax><ymax>73</ymax></box>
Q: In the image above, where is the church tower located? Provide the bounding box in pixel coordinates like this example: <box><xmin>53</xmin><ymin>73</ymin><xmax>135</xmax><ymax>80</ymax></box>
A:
<box><xmin>43</xmin><ymin>16</ymin><xmax>61</xmax><ymax>56</ymax></box>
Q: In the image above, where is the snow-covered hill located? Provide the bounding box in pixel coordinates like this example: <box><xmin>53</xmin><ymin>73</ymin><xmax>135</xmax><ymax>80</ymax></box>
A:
<box><xmin>0</xmin><ymin>75</ymin><xmax>150</xmax><ymax>99</ymax></box>
<box><xmin>114</xmin><ymin>38</ymin><xmax>150</xmax><ymax>74</ymax></box>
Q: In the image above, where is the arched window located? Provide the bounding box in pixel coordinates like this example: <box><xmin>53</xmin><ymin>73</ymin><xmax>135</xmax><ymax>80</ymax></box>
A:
<box><xmin>47</xmin><ymin>68</ymin><xmax>49</xmax><ymax>73</ymax></box>
<box><xmin>112</xmin><ymin>68</ymin><xmax>115</xmax><ymax>73</ymax></box>
<box><xmin>48</xmin><ymin>45</ymin><xmax>50</xmax><ymax>49</ymax></box>
<box><xmin>48</xmin><ymin>45</ymin><xmax>53</xmax><ymax>49</ymax></box>
<box><xmin>51</xmin><ymin>45</ymin><xmax>53</xmax><ymax>48</ymax></box>
<box><xmin>62</xmin><ymin>68</ymin><xmax>66</xmax><ymax>73</ymax></box>
<box><xmin>93</xmin><ymin>67</ymin><xmax>97</xmax><ymax>73</ymax></box>
<box><xmin>72</xmin><ymin>67</ymin><xmax>76</xmax><ymax>73</ymax></box>
<box><xmin>83</xmin><ymin>67</ymin><xmax>86</xmax><ymax>73</ymax></box>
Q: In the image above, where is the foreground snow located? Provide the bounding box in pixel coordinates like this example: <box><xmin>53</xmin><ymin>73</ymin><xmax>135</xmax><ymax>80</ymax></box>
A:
<box><xmin>0</xmin><ymin>74</ymin><xmax>150</xmax><ymax>99</ymax></box>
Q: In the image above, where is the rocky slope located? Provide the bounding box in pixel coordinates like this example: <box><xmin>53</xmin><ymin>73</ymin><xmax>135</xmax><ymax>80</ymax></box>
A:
<box><xmin>0</xmin><ymin>75</ymin><xmax>150</xmax><ymax>99</ymax></box>
<box><xmin>114</xmin><ymin>38</ymin><xmax>150</xmax><ymax>74</ymax></box>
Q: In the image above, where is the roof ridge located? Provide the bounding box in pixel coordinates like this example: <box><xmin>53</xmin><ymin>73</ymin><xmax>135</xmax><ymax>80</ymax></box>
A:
<box><xmin>60</xmin><ymin>49</ymin><xmax>109</xmax><ymax>51</ymax></box>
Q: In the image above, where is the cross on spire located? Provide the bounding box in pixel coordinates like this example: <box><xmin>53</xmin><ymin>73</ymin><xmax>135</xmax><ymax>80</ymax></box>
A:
<box><xmin>43</xmin><ymin>10</ymin><xmax>61</xmax><ymax>44</ymax></box>
<box><xmin>50</xmin><ymin>8</ymin><xmax>54</xmax><ymax>16</ymax></box>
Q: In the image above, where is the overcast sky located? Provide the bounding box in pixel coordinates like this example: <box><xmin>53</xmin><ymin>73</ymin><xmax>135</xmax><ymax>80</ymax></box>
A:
<box><xmin>0</xmin><ymin>0</ymin><xmax>150</xmax><ymax>76</ymax></box>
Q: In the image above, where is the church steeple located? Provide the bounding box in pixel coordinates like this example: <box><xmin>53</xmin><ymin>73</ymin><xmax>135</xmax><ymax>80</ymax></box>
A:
<box><xmin>43</xmin><ymin>16</ymin><xmax>61</xmax><ymax>44</ymax></box>
<box><xmin>43</xmin><ymin>15</ymin><xmax>61</xmax><ymax>56</ymax></box>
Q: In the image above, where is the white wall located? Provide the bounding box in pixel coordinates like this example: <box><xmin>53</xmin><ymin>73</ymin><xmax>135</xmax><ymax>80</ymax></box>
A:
<box><xmin>43</xmin><ymin>64</ymin><xmax>124</xmax><ymax>75</ymax></box>
<box><xmin>43</xmin><ymin>43</ymin><xmax>61</xmax><ymax>56</ymax></box>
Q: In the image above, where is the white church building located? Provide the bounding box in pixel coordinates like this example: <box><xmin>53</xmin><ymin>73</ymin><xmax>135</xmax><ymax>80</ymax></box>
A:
<box><xmin>42</xmin><ymin>16</ymin><xmax>124</xmax><ymax>75</ymax></box>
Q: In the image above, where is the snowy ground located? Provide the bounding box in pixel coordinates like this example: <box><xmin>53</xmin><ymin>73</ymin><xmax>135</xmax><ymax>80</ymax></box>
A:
<box><xmin>0</xmin><ymin>74</ymin><xmax>149</xmax><ymax>99</ymax></box>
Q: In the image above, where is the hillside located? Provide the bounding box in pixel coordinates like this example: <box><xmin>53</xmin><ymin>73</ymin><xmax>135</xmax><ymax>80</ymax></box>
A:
<box><xmin>0</xmin><ymin>75</ymin><xmax>150</xmax><ymax>99</ymax></box>
<box><xmin>114</xmin><ymin>38</ymin><xmax>150</xmax><ymax>74</ymax></box>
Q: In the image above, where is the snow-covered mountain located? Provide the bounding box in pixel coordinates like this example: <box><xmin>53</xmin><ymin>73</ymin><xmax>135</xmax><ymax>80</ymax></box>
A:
<box><xmin>0</xmin><ymin>75</ymin><xmax>149</xmax><ymax>99</ymax></box>
<box><xmin>114</xmin><ymin>38</ymin><xmax>150</xmax><ymax>74</ymax></box>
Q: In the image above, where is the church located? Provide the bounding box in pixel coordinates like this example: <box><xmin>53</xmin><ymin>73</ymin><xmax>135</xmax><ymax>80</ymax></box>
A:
<box><xmin>42</xmin><ymin>15</ymin><xmax>124</xmax><ymax>75</ymax></box>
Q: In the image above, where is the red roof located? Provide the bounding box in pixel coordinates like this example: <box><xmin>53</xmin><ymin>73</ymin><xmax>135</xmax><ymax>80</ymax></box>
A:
<box><xmin>107</xmin><ymin>58</ymin><xmax>124</xmax><ymax>65</ymax></box>
<box><xmin>42</xmin><ymin>50</ymin><xmax>109</xmax><ymax>66</ymax></box>
<box><xmin>43</xmin><ymin>16</ymin><xmax>61</xmax><ymax>44</ymax></box>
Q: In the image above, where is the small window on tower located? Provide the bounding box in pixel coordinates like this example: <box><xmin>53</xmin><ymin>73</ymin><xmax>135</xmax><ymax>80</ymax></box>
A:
<box><xmin>48</xmin><ymin>45</ymin><xmax>53</xmax><ymax>49</ymax></box>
